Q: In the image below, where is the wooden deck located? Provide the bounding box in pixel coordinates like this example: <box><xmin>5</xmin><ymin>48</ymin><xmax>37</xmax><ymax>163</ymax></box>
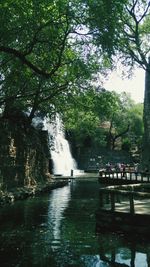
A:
<box><xmin>103</xmin><ymin>199</ymin><xmax>150</xmax><ymax>214</ymax></box>
<box><xmin>96</xmin><ymin>183</ymin><xmax>150</xmax><ymax>236</ymax></box>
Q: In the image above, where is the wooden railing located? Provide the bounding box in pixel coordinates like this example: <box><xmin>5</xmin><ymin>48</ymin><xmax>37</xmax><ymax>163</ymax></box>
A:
<box><xmin>96</xmin><ymin>183</ymin><xmax>150</xmax><ymax>236</ymax></box>
<box><xmin>99</xmin><ymin>184</ymin><xmax>150</xmax><ymax>215</ymax></box>
<box><xmin>99</xmin><ymin>170</ymin><xmax>150</xmax><ymax>183</ymax></box>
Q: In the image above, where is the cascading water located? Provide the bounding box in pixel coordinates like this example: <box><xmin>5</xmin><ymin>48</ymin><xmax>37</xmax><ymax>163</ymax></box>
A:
<box><xmin>43</xmin><ymin>114</ymin><xmax>77</xmax><ymax>176</ymax></box>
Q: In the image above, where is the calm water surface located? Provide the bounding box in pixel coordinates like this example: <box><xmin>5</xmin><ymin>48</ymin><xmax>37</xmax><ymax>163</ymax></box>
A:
<box><xmin>0</xmin><ymin>178</ymin><xmax>150</xmax><ymax>267</ymax></box>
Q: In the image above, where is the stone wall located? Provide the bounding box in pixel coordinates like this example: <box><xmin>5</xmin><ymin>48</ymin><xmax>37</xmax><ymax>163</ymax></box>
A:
<box><xmin>0</xmin><ymin>118</ymin><xmax>51</xmax><ymax>191</ymax></box>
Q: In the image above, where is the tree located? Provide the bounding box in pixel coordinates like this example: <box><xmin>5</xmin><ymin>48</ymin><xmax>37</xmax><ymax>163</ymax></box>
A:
<box><xmin>0</xmin><ymin>1</ymin><xmax>91</xmax><ymax>120</ymax></box>
<box><xmin>1</xmin><ymin>0</ymin><xmax>148</xmax><ymax>166</ymax></box>
<box><xmin>63</xmin><ymin>88</ymin><xmax>119</xmax><ymax>146</ymax></box>
<box><xmin>1</xmin><ymin>0</ymin><xmax>121</xmax><ymax>122</ymax></box>
<box><xmin>63</xmin><ymin>87</ymin><xmax>144</xmax><ymax>159</ymax></box>
<box><xmin>86</xmin><ymin>0</ymin><xmax>150</xmax><ymax>166</ymax></box>
<box><xmin>114</xmin><ymin>0</ymin><xmax>150</xmax><ymax>166</ymax></box>
<box><xmin>127</xmin><ymin>103</ymin><xmax>144</xmax><ymax>149</ymax></box>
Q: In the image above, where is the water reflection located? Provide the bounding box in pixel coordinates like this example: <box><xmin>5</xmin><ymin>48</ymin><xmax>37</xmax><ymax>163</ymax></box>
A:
<box><xmin>96</xmin><ymin>232</ymin><xmax>150</xmax><ymax>267</ymax></box>
<box><xmin>0</xmin><ymin>179</ymin><xmax>150</xmax><ymax>267</ymax></box>
<box><xmin>81</xmin><ymin>236</ymin><xmax>150</xmax><ymax>267</ymax></box>
<box><xmin>47</xmin><ymin>184</ymin><xmax>71</xmax><ymax>241</ymax></box>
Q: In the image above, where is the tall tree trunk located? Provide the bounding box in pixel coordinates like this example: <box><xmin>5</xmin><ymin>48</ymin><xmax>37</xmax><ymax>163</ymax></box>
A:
<box><xmin>142</xmin><ymin>57</ymin><xmax>150</xmax><ymax>170</ymax></box>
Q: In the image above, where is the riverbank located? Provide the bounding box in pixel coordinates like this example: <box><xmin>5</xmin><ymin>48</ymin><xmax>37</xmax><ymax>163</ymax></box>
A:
<box><xmin>0</xmin><ymin>179</ymin><xmax>68</xmax><ymax>206</ymax></box>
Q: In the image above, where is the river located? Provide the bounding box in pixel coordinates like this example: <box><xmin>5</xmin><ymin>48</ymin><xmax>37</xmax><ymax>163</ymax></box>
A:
<box><xmin>0</xmin><ymin>178</ymin><xmax>150</xmax><ymax>267</ymax></box>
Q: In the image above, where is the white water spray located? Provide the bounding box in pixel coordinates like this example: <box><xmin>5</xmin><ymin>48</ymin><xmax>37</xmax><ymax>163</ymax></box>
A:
<box><xmin>43</xmin><ymin>114</ymin><xmax>77</xmax><ymax>176</ymax></box>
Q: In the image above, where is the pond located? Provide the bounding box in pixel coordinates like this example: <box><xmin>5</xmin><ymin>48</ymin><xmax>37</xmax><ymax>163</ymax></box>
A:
<box><xmin>0</xmin><ymin>178</ymin><xmax>150</xmax><ymax>267</ymax></box>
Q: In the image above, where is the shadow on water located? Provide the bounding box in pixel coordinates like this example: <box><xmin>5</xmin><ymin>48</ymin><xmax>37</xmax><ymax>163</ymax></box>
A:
<box><xmin>0</xmin><ymin>178</ymin><xmax>150</xmax><ymax>267</ymax></box>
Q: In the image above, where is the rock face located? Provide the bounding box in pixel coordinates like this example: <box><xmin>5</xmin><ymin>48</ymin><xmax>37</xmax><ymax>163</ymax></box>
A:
<box><xmin>142</xmin><ymin>58</ymin><xmax>150</xmax><ymax>169</ymax></box>
<box><xmin>0</xmin><ymin>118</ymin><xmax>51</xmax><ymax>192</ymax></box>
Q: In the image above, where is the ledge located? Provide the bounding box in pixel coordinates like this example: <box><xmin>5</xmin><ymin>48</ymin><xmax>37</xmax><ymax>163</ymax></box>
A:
<box><xmin>0</xmin><ymin>179</ymin><xmax>68</xmax><ymax>206</ymax></box>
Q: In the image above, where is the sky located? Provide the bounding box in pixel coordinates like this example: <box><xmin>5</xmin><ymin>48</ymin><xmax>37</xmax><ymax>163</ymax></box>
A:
<box><xmin>103</xmin><ymin>67</ymin><xmax>145</xmax><ymax>103</ymax></box>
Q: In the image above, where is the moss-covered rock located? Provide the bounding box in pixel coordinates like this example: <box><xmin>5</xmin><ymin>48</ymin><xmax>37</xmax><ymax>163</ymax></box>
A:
<box><xmin>0</xmin><ymin>117</ymin><xmax>51</xmax><ymax>192</ymax></box>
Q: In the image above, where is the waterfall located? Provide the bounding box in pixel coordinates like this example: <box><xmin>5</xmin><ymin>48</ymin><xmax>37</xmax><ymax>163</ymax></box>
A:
<box><xmin>43</xmin><ymin>114</ymin><xmax>77</xmax><ymax>176</ymax></box>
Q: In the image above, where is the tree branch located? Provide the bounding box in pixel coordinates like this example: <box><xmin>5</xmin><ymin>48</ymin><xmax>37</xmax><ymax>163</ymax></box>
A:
<box><xmin>114</xmin><ymin>124</ymin><xmax>130</xmax><ymax>141</ymax></box>
<box><xmin>0</xmin><ymin>46</ymin><xmax>51</xmax><ymax>78</ymax></box>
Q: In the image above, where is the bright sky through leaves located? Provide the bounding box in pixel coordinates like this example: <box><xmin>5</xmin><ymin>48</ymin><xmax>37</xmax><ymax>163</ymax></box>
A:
<box><xmin>104</xmin><ymin>68</ymin><xmax>145</xmax><ymax>104</ymax></box>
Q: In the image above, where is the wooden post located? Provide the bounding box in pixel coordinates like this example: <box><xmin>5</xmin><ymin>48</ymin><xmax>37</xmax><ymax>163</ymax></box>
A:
<box><xmin>130</xmin><ymin>246</ymin><xmax>136</xmax><ymax>267</ymax></box>
<box><xmin>130</xmin><ymin>172</ymin><xmax>132</xmax><ymax>180</ymax></box>
<box><xmin>135</xmin><ymin>172</ymin><xmax>138</xmax><ymax>181</ymax></box>
<box><xmin>111</xmin><ymin>247</ymin><xmax>116</xmax><ymax>263</ymax></box>
<box><xmin>99</xmin><ymin>171</ymin><xmax>103</xmax><ymax>178</ymax></box>
<box><xmin>116</xmin><ymin>192</ymin><xmax>120</xmax><ymax>203</ymax></box>
<box><xmin>141</xmin><ymin>173</ymin><xmax>144</xmax><ymax>182</ymax></box>
<box><xmin>110</xmin><ymin>192</ymin><xmax>115</xmax><ymax>212</ymax></box>
<box><xmin>129</xmin><ymin>193</ymin><xmax>135</xmax><ymax>214</ymax></box>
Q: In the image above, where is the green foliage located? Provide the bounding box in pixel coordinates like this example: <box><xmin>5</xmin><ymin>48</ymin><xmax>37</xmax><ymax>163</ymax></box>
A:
<box><xmin>63</xmin><ymin>88</ymin><xmax>144</xmax><ymax>152</ymax></box>
<box><xmin>114</xmin><ymin>0</ymin><xmax>150</xmax><ymax>70</ymax></box>
<box><xmin>0</xmin><ymin>0</ymin><xmax>147</xmax><ymax>157</ymax></box>
<box><xmin>0</xmin><ymin>0</ymin><xmax>99</xmax><ymax>119</ymax></box>
<box><xmin>122</xmin><ymin>138</ymin><xmax>132</xmax><ymax>151</ymax></box>
<box><xmin>84</xmin><ymin>0</ymin><xmax>128</xmax><ymax>56</ymax></box>
<box><xmin>0</xmin><ymin>0</ymin><xmax>131</xmax><ymax>122</ymax></box>
<box><xmin>126</xmin><ymin>103</ymin><xmax>144</xmax><ymax>151</ymax></box>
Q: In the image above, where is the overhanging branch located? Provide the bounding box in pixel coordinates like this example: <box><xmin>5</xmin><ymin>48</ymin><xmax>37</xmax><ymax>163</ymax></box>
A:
<box><xmin>0</xmin><ymin>46</ymin><xmax>52</xmax><ymax>78</ymax></box>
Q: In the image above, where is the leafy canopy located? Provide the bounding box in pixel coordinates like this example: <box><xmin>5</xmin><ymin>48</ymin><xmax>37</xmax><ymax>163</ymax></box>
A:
<box><xmin>0</xmin><ymin>0</ymin><xmax>127</xmax><ymax>121</ymax></box>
